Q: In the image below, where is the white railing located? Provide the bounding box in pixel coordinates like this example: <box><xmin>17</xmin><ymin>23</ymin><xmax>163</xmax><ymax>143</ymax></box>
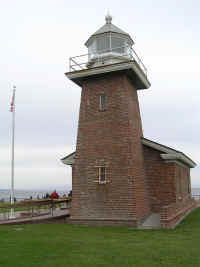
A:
<box><xmin>68</xmin><ymin>45</ymin><xmax>147</xmax><ymax>76</ymax></box>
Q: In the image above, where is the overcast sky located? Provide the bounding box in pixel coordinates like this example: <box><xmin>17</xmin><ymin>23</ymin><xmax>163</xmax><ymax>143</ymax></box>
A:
<box><xmin>0</xmin><ymin>0</ymin><xmax>199</xmax><ymax>190</ymax></box>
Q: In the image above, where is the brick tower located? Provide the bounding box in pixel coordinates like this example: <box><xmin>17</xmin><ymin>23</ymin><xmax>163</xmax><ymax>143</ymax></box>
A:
<box><xmin>63</xmin><ymin>14</ymin><xmax>152</xmax><ymax>227</ymax></box>
<box><xmin>62</xmin><ymin>15</ymin><xmax>196</xmax><ymax>228</ymax></box>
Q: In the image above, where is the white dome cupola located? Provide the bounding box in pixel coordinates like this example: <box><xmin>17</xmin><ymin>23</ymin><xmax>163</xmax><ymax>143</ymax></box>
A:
<box><xmin>85</xmin><ymin>14</ymin><xmax>134</xmax><ymax>67</ymax></box>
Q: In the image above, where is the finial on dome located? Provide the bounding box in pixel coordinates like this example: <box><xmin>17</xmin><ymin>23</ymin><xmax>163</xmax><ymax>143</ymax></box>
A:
<box><xmin>105</xmin><ymin>11</ymin><xmax>112</xmax><ymax>24</ymax></box>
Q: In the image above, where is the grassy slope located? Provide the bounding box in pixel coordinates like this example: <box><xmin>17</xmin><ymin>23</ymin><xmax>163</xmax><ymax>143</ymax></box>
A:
<box><xmin>0</xmin><ymin>208</ymin><xmax>200</xmax><ymax>267</ymax></box>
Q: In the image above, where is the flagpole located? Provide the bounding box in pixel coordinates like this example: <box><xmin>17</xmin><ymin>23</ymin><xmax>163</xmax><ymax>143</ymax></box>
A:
<box><xmin>9</xmin><ymin>86</ymin><xmax>16</xmax><ymax>219</ymax></box>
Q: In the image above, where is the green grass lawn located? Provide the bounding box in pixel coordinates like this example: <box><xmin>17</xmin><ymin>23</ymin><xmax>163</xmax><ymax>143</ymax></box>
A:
<box><xmin>0</xmin><ymin>208</ymin><xmax>200</xmax><ymax>267</ymax></box>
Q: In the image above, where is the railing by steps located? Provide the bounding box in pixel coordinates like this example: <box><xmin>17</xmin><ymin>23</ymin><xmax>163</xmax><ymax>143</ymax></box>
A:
<box><xmin>0</xmin><ymin>198</ymin><xmax>71</xmax><ymax>221</ymax></box>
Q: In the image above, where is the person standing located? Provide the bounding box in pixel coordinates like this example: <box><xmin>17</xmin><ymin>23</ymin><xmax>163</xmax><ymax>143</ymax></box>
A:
<box><xmin>50</xmin><ymin>190</ymin><xmax>59</xmax><ymax>199</ymax></box>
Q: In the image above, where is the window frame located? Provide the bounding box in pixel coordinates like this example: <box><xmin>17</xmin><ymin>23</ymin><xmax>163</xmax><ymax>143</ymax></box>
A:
<box><xmin>99</xmin><ymin>94</ymin><xmax>106</xmax><ymax>111</ymax></box>
<box><xmin>98</xmin><ymin>167</ymin><xmax>106</xmax><ymax>184</ymax></box>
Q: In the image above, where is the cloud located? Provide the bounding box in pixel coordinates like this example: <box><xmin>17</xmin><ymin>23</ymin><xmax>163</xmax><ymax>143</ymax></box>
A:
<box><xmin>0</xmin><ymin>145</ymin><xmax>73</xmax><ymax>189</ymax></box>
<box><xmin>0</xmin><ymin>0</ymin><xmax>199</xmax><ymax>190</ymax></box>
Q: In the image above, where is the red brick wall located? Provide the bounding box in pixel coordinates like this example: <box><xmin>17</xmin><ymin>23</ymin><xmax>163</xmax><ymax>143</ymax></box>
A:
<box><xmin>72</xmin><ymin>72</ymin><xmax>150</xmax><ymax>223</ymax></box>
<box><xmin>175</xmin><ymin>164</ymin><xmax>191</xmax><ymax>202</ymax></box>
<box><xmin>160</xmin><ymin>198</ymin><xmax>196</xmax><ymax>228</ymax></box>
<box><xmin>143</xmin><ymin>145</ymin><xmax>193</xmax><ymax>219</ymax></box>
<box><xmin>143</xmin><ymin>146</ymin><xmax>177</xmax><ymax>212</ymax></box>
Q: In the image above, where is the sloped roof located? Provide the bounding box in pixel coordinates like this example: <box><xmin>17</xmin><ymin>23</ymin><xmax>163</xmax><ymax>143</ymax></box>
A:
<box><xmin>141</xmin><ymin>137</ymin><xmax>196</xmax><ymax>168</ymax></box>
<box><xmin>61</xmin><ymin>152</ymin><xmax>75</xmax><ymax>166</ymax></box>
<box><xmin>92</xmin><ymin>22</ymin><xmax>130</xmax><ymax>37</ymax></box>
<box><xmin>85</xmin><ymin>15</ymin><xmax>134</xmax><ymax>47</ymax></box>
<box><xmin>61</xmin><ymin>137</ymin><xmax>196</xmax><ymax>168</ymax></box>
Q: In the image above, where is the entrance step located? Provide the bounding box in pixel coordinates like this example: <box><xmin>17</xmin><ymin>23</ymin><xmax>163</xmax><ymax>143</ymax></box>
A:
<box><xmin>138</xmin><ymin>213</ymin><xmax>161</xmax><ymax>229</ymax></box>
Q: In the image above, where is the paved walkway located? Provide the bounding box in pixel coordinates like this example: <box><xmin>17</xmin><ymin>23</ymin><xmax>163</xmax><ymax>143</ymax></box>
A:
<box><xmin>0</xmin><ymin>208</ymin><xmax>69</xmax><ymax>225</ymax></box>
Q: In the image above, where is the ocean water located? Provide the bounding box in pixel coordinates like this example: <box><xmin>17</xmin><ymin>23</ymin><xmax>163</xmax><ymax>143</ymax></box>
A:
<box><xmin>191</xmin><ymin>188</ymin><xmax>200</xmax><ymax>194</ymax></box>
<box><xmin>0</xmin><ymin>189</ymin><xmax>70</xmax><ymax>202</ymax></box>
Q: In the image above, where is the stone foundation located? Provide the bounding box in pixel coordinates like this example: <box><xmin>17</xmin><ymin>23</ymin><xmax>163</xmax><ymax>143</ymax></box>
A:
<box><xmin>65</xmin><ymin>217</ymin><xmax>138</xmax><ymax>227</ymax></box>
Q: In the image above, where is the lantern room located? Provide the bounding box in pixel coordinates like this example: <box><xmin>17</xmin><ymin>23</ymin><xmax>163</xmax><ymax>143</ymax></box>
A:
<box><xmin>85</xmin><ymin>14</ymin><xmax>134</xmax><ymax>68</ymax></box>
<box><xmin>67</xmin><ymin>14</ymin><xmax>150</xmax><ymax>89</ymax></box>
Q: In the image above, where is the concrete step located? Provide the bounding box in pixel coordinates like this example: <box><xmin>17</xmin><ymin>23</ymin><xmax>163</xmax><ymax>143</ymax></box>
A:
<box><xmin>139</xmin><ymin>213</ymin><xmax>161</xmax><ymax>229</ymax></box>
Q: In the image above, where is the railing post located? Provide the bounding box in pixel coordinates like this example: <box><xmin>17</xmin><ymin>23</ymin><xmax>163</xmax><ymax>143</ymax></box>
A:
<box><xmin>69</xmin><ymin>57</ymin><xmax>71</xmax><ymax>72</ymax></box>
<box><xmin>51</xmin><ymin>201</ymin><xmax>53</xmax><ymax>216</ymax></box>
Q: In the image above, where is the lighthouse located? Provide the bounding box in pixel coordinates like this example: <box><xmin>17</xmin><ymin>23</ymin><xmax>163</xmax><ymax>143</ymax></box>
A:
<box><xmin>62</xmin><ymin>15</ymin><xmax>196</xmax><ymax>228</ymax></box>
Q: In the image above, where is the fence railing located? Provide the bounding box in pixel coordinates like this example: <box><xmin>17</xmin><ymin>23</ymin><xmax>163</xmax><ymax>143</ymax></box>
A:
<box><xmin>0</xmin><ymin>198</ymin><xmax>71</xmax><ymax>221</ymax></box>
<box><xmin>192</xmin><ymin>194</ymin><xmax>200</xmax><ymax>200</ymax></box>
<box><xmin>69</xmin><ymin>45</ymin><xmax>147</xmax><ymax>76</ymax></box>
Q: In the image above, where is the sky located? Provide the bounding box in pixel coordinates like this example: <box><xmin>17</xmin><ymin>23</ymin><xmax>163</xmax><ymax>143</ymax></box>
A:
<box><xmin>0</xmin><ymin>0</ymin><xmax>199</xmax><ymax>190</ymax></box>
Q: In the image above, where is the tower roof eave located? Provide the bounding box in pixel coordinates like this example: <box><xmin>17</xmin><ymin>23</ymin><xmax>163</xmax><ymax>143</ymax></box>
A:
<box><xmin>65</xmin><ymin>61</ymin><xmax>150</xmax><ymax>89</ymax></box>
<box><xmin>61</xmin><ymin>152</ymin><xmax>75</xmax><ymax>166</ymax></box>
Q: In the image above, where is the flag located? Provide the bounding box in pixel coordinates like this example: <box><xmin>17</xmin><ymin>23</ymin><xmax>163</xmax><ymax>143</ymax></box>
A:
<box><xmin>10</xmin><ymin>86</ymin><xmax>16</xmax><ymax>112</ymax></box>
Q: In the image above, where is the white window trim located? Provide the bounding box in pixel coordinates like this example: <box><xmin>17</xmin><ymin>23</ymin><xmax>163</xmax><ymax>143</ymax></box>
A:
<box><xmin>98</xmin><ymin>167</ymin><xmax>106</xmax><ymax>184</ymax></box>
<box><xmin>99</xmin><ymin>94</ymin><xmax>106</xmax><ymax>110</ymax></box>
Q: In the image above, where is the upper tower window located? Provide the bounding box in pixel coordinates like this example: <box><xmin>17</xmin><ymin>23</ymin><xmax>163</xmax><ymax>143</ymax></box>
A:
<box><xmin>99</xmin><ymin>94</ymin><xmax>106</xmax><ymax>110</ymax></box>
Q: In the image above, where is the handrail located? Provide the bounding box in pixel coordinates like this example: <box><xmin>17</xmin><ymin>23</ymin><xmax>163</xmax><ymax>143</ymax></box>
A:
<box><xmin>68</xmin><ymin>45</ymin><xmax>148</xmax><ymax>76</ymax></box>
<box><xmin>0</xmin><ymin>198</ymin><xmax>71</xmax><ymax>209</ymax></box>
<box><xmin>0</xmin><ymin>198</ymin><xmax>71</xmax><ymax>220</ymax></box>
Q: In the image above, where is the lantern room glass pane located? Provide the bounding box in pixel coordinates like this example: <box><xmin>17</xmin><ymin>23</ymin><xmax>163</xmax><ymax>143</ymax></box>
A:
<box><xmin>111</xmin><ymin>36</ymin><xmax>125</xmax><ymax>54</ymax></box>
<box><xmin>96</xmin><ymin>35</ymin><xmax>110</xmax><ymax>54</ymax></box>
<box><xmin>88</xmin><ymin>41</ymin><xmax>96</xmax><ymax>60</ymax></box>
<box><xmin>88</xmin><ymin>41</ymin><xmax>96</xmax><ymax>54</ymax></box>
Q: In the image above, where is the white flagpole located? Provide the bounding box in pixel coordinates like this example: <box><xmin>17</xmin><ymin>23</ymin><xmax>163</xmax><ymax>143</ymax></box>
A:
<box><xmin>9</xmin><ymin>85</ymin><xmax>16</xmax><ymax>219</ymax></box>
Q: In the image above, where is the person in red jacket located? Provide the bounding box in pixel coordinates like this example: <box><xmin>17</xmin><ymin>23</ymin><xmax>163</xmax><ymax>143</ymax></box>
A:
<box><xmin>50</xmin><ymin>190</ymin><xmax>59</xmax><ymax>199</ymax></box>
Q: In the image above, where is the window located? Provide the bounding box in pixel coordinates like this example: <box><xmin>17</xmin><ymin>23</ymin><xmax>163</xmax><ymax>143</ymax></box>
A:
<box><xmin>111</xmin><ymin>36</ymin><xmax>125</xmax><ymax>54</ymax></box>
<box><xmin>96</xmin><ymin>35</ymin><xmax>110</xmax><ymax>54</ymax></box>
<box><xmin>99</xmin><ymin>94</ymin><xmax>106</xmax><ymax>110</ymax></box>
<box><xmin>99</xmin><ymin>167</ymin><xmax>106</xmax><ymax>184</ymax></box>
<box><xmin>88</xmin><ymin>41</ymin><xmax>97</xmax><ymax>59</ymax></box>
